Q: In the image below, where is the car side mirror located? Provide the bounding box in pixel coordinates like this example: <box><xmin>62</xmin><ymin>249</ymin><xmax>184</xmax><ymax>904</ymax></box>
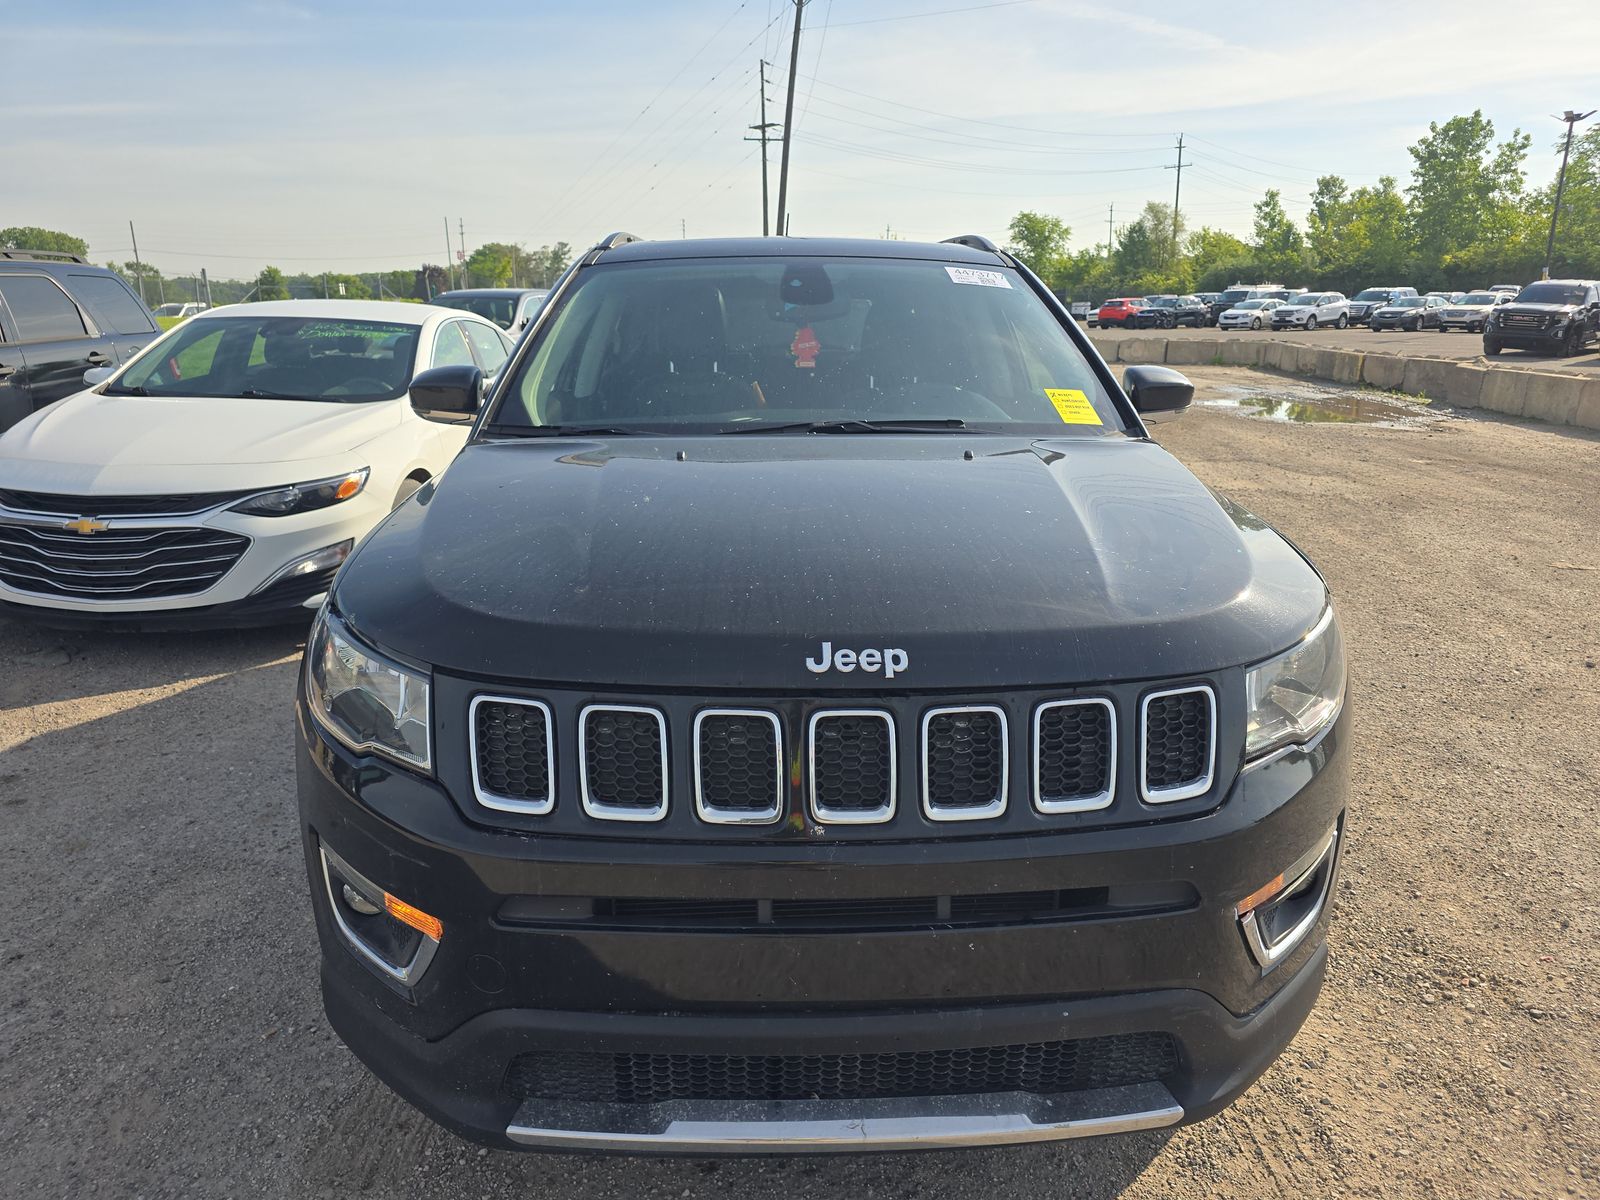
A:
<box><xmin>1123</xmin><ymin>365</ymin><xmax>1194</xmax><ymax>423</ymax></box>
<box><xmin>83</xmin><ymin>366</ymin><xmax>116</xmax><ymax>387</ymax></box>
<box><xmin>409</xmin><ymin>364</ymin><xmax>482</xmax><ymax>419</ymax></box>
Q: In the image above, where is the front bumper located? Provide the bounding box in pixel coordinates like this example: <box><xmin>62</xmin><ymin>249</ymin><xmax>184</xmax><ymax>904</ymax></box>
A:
<box><xmin>1487</xmin><ymin>328</ymin><xmax>1566</xmax><ymax>351</ymax></box>
<box><xmin>298</xmin><ymin>702</ymin><xmax>1349</xmax><ymax>1152</ymax></box>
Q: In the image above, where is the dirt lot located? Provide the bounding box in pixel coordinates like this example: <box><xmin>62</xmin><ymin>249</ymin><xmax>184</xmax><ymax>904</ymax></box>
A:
<box><xmin>1</xmin><ymin>370</ymin><xmax>1596</xmax><ymax>1199</ymax></box>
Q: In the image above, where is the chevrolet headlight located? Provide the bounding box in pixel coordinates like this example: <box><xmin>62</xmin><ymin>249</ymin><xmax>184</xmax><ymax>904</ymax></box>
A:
<box><xmin>233</xmin><ymin>469</ymin><xmax>369</xmax><ymax>516</ymax></box>
<box><xmin>306</xmin><ymin>609</ymin><xmax>431</xmax><ymax>771</ymax></box>
<box><xmin>1245</xmin><ymin>607</ymin><xmax>1346</xmax><ymax>762</ymax></box>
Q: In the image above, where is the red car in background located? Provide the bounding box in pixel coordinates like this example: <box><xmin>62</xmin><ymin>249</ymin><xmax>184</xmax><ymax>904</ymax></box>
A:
<box><xmin>1096</xmin><ymin>297</ymin><xmax>1145</xmax><ymax>327</ymax></box>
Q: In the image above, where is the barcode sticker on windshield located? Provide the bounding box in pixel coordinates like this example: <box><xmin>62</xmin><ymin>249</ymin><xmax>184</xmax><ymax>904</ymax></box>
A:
<box><xmin>945</xmin><ymin>266</ymin><xmax>1012</xmax><ymax>289</ymax></box>
<box><xmin>1045</xmin><ymin>389</ymin><xmax>1102</xmax><ymax>425</ymax></box>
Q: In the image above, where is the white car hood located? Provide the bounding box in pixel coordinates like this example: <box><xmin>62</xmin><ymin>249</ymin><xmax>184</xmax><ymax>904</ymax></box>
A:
<box><xmin>0</xmin><ymin>390</ymin><xmax>406</xmax><ymax>492</ymax></box>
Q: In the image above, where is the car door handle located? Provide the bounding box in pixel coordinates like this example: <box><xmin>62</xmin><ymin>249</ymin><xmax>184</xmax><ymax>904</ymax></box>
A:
<box><xmin>0</xmin><ymin>365</ymin><xmax>16</xmax><ymax>380</ymax></box>
<box><xmin>86</xmin><ymin>350</ymin><xmax>113</xmax><ymax>365</ymax></box>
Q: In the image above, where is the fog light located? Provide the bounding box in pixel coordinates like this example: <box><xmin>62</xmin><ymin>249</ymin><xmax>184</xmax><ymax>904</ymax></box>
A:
<box><xmin>320</xmin><ymin>844</ymin><xmax>440</xmax><ymax>987</ymax></box>
<box><xmin>1237</xmin><ymin>823</ymin><xmax>1339</xmax><ymax>971</ymax></box>
<box><xmin>250</xmin><ymin>539</ymin><xmax>354</xmax><ymax>595</ymax></box>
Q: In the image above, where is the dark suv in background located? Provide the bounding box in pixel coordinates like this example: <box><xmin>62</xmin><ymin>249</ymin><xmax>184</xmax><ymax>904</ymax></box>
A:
<box><xmin>1132</xmin><ymin>295</ymin><xmax>1207</xmax><ymax>329</ymax></box>
<box><xmin>0</xmin><ymin>251</ymin><xmax>158</xmax><ymax>432</ymax></box>
<box><xmin>1345</xmin><ymin>287</ymin><xmax>1417</xmax><ymax>327</ymax></box>
<box><xmin>1483</xmin><ymin>280</ymin><xmax>1599</xmax><ymax>357</ymax></box>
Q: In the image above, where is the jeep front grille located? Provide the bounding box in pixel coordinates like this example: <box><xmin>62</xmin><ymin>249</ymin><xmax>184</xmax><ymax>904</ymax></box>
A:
<box><xmin>1034</xmin><ymin>698</ymin><xmax>1115</xmax><ymax>812</ymax></box>
<box><xmin>921</xmin><ymin>706</ymin><xmax>1007</xmax><ymax>820</ymax></box>
<box><xmin>471</xmin><ymin>696</ymin><xmax>555</xmax><ymax>815</ymax></box>
<box><xmin>1140</xmin><ymin>686</ymin><xmax>1215</xmax><ymax>803</ymax></box>
<box><xmin>808</xmin><ymin>710</ymin><xmax>895</xmax><ymax>824</ymax></box>
<box><xmin>0</xmin><ymin>522</ymin><xmax>249</xmax><ymax>600</ymax></box>
<box><xmin>694</xmin><ymin>710</ymin><xmax>783</xmax><ymax>824</ymax></box>
<box><xmin>580</xmin><ymin>705</ymin><xmax>668</xmax><ymax>821</ymax></box>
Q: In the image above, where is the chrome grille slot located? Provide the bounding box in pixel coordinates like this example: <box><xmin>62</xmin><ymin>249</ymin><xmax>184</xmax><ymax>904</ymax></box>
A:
<box><xmin>471</xmin><ymin>696</ymin><xmax>555</xmax><ymax>815</ymax></box>
<box><xmin>0</xmin><ymin>521</ymin><xmax>249</xmax><ymax>600</ymax></box>
<box><xmin>808</xmin><ymin>710</ymin><xmax>895</xmax><ymax>824</ymax></box>
<box><xmin>921</xmin><ymin>706</ymin><xmax>1007</xmax><ymax>821</ymax></box>
<box><xmin>0</xmin><ymin>488</ymin><xmax>251</xmax><ymax>518</ymax></box>
<box><xmin>1033</xmin><ymin>698</ymin><xmax>1115</xmax><ymax>813</ymax></box>
<box><xmin>694</xmin><ymin>709</ymin><xmax>783</xmax><ymax>824</ymax></box>
<box><xmin>1140</xmin><ymin>685</ymin><xmax>1215</xmax><ymax>804</ymax></box>
<box><xmin>580</xmin><ymin>705</ymin><xmax>668</xmax><ymax>821</ymax></box>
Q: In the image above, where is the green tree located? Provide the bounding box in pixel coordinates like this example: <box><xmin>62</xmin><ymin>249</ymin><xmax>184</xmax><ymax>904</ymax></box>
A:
<box><xmin>0</xmin><ymin>226</ymin><xmax>89</xmax><ymax>257</ymax></box>
<box><xmin>1114</xmin><ymin>202</ymin><xmax>1188</xmax><ymax>293</ymax></box>
<box><xmin>257</xmin><ymin>266</ymin><xmax>289</xmax><ymax>301</ymax></box>
<box><xmin>1251</xmin><ymin>190</ymin><xmax>1308</xmax><ymax>281</ymax></box>
<box><xmin>1532</xmin><ymin>126</ymin><xmax>1600</xmax><ymax>279</ymax></box>
<box><xmin>465</xmin><ymin>242</ymin><xmax>520</xmax><ymax>288</ymax></box>
<box><xmin>1405</xmin><ymin>111</ymin><xmax>1530</xmax><ymax>276</ymax></box>
<box><xmin>523</xmin><ymin>242</ymin><xmax>573</xmax><ymax>288</ymax></box>
<box><xmin>1005</xmin><ymin>212</ymin><xmax>1072</xmax><ymax>284</ymax></box>
<box><xmin>1185</xmin><ymin>226</ymin><xmax>1252</xmax><ymax>292</ymax></box>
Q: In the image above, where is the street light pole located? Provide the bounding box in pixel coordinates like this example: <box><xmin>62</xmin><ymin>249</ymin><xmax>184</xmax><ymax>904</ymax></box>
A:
<box><xmin>1543</xmin><ymin>109</ymin><xmax>1595</xmax><ymax>280</ymax></box>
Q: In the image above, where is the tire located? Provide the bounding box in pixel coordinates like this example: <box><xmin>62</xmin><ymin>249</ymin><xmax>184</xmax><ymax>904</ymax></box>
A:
<box><xmin>1336</xmin><ymin>315</ymin><xmax>1348</xmax><ymax>329</ymax></box>
<box><xmin>1306</xmin><ymin>316</ymin><xmax>1318</xmax><ymax>331</ymax></box>
<box><xmin>393</xmin><ymin>476</ymin><xmax>425</xmax><ymax>508</ymax></box>
<box><xmin>1484</xmin><ymin>340</ymin><xmax>1502</xmax><ymax>356</ymax></box>
<box><xmin>1251</xmin><ymin>317</ymin><xmax>1262</xmax><ymax>330</ymax></box>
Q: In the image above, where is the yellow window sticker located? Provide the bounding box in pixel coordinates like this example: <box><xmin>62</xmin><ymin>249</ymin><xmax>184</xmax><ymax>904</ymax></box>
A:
<box><xmin>1044</xmin><ymin>388</ymin><xmax>1102</xmax><ymax>425</ymax></box>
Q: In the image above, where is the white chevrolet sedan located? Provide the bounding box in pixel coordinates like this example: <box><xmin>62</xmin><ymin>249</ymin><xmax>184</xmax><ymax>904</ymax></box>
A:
<box><xmin>0</xmin><ymin>300</ymin><xmax>510</xmax><ymax>628</ymax></box>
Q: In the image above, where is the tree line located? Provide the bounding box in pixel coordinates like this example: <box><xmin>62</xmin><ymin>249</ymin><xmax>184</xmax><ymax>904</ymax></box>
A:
<box><xmin>1005</xmin><ymin>112</ymin><xmax>1600</xmax><ymax>301</ymax></box>
<box><xmin>0</xmin><ymin>226</ymin><xmax>572</xmax><ymax>308</ymax></box>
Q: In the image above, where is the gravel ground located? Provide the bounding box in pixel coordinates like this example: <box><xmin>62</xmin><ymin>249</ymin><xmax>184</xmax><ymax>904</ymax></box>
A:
<box><xmin>1</xmin><ymin>370</ymin><xmax>1596</xmax><ymax>1199</ymax></box>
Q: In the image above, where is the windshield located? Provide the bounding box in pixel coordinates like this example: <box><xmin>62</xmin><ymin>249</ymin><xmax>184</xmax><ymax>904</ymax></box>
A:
<box><xmin>1233</xmin><ymin>300</ymin><xmax>1267</xmax><ymax>310</ymax></box>
<box><xmin>1353</xmin><ymin>290</ymin><xmax>1393</xmax><ymax>302</ymax></box>
<box><xmin>1150</xmin><ymin>298</ymin><xmax>1178</xmax><ymax>307</ymax></box>
<box><xmin>491</xmin><ymin>257</ymin><xmax>1124</xmax><ymax>435</ymax></box>
<box><xmin>106</xmin><ymin>315</ymin><xmax>420</xmax><ymax>401</ymax></box>
<box><xmin>1388</xmin><ymin>297</ymin><xmax>1423</xmax><ymax>308</ymax></box>
<box><xmin>1284</xmin><ymin>295</ymin><xmax>1315</xmax><ymax>306</ymax></box>
<box><xmin>435</xmin><ymin>293</ymin><xmax>518</xmax><ymax>328</ymax></box>
<box><xmin>1460</xmin><ymin>293</ymin><xmax>1498</xmax><ymax>305</ymax></box>
<box><xmin>1219</xmin><ymin>289</ymin><xmax>1250</xmax><ymax>303</ymax></box>
<box><xmin>1514</xmin><ymin>284</ymin><xmax>1585</xmax><ymax>305</ymax></box>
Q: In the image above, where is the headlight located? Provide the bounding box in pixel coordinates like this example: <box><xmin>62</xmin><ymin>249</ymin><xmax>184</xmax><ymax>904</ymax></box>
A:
<box><xmin>1245</xmin><ymin>607</ymin><xmax>1346</xmax><ymax>762</ymax></box>
<box><xmin>306</xmin><ymin>609</ymin><xmax>431</xmax><ymax>771</ymax></box>
<box><xmin>232</xmin><ymin>469</ymin><xmax>369</xmax><ymax>516</ymax></box>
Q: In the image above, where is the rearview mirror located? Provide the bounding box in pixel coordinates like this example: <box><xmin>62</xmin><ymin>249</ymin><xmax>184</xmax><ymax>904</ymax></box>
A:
<box><xmin>410</xmin><ymin>364</ymin><xmax>482</xmax><ymax>419</ymax></box>
<box><xmin>83</xmin><ymin>366</ymin><xmax>115</xmax><ymax>387</ymax></box>
<box><xmin>1122</xmin><ymin>365</ymin><xmax>1193</xmax><ymax>423</ymax></box>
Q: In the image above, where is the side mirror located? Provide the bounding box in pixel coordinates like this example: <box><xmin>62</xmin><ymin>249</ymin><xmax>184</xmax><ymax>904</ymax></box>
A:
<box><xmin>83</xmin><ymin>366</ymin><xmax>116</xmax><ymax>386</ymax></box>
<box><xmin>1123</xmin><ymin>365</ymin><xmax>1194</xmax><ymax>423</ymax></box>
<box><xmin>409</xmin><ymin>364</ymin><xmax>482</xmax><ymax>418</ymax></box>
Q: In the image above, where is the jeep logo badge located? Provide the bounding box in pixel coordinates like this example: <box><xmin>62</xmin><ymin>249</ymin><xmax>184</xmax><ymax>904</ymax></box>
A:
<box><xmin>805</xmin><ymin>641</ymin><xmax>908</xmax><ymax>680</ymax></box>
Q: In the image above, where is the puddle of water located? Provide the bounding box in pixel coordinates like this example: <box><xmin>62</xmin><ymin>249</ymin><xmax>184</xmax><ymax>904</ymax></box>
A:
<box><xmin>1200</xmin><ymin>382</ymin><xmax>1441</xmax><ymax>427</ymax></box>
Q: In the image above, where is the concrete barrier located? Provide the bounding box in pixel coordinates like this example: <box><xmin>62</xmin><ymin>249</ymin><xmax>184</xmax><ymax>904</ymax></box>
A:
<box><xmin>1317</xmin><ymin>348</ymin><xmax>1365</xmax><ymax>385</ymax></box>
<box><xmin>1119</xmin><ymin>336</ymin><xmax>1168</xmax><ymax>365</ymax></box>
<box><xmin>1577</xmin><ymin>379</ymin><xmax>1600</xmax><ymax>430</ymax></box>
<box><xmin>1443</xmin><ymin>363</ymin><xmax>1488</xmax><ymax>408</ymax></box>
<box><xmin>1514</xmin><ymin>373</ymin><xmax>1587</xmax><ymax>426</ymax></box>
<box><xmin>1164</xmin><ymin>338</ymin><xmax>1228</xmax><ymax>366</ymax></box>
<box><xmin>1088</xmin><ymin>335</ymin><xmax>1120</xmax><ymax>363</ymax></box>
<box><xmin>1220</xmin><ymin>338</ymin><xmax>1265</xmax><ymax>367</ymax></box>
<box><xmin>1477</xmin><ymin>368</ymin><xmax>1528</xmax><ymax>418</ymax></box>
<box><xmin>1400</xmin><ymin>356</ymin><xmax>1460</xmax><ymax>400</ymax></box>
<box><xmin>1360</xmin><ymin>354</ymin><xmax>1407</xmax><ymax>391</ymax></box>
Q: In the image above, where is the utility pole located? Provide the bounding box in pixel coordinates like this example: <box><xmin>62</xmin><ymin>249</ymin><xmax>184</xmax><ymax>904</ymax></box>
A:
<box><xmin>128</xmin><ymin>221</ymin><xmax>146</xmax><ymax>304</ymax></box>
<box><xmin>1106</xmin><ymin>204</ymin><xmax>1114</xmax><ymax>258</ymax></box>
<box><xmin>744</xmin><ymin>60</ymin><xmax>780</xmax><ymax>236</ymax></box>
<box><xmin>681</xmin><ymin>218</ymin><xmax>687</xmax><ymax>238</ymax></box>
<box><xmin>774</xmin><ymin>0</ymin><xmax>806</xmax><ymax>240</ymax></box>
<box><xmin>1163</xmin><ymin>133</ymin><xmax>1191</xmax><ymax>257</ymax></box>
<box><xmin>443</xmin><ymin>218</ymin><xmax>455</xmax><ymax>290</ymax></box>
<box><xmin>458</xmin><ymin>218</ymin><xmax>468</xmax><ymax>288</ymax></box>
<box><xmin>200</xmin><ymin>268</ymin><xmax>212</xmax><ymax>308</ymax></box>
<box><xmin>1544</xmin><ymin>109</ymin><xmax>1595</xmax><ymax>280</ymax></box>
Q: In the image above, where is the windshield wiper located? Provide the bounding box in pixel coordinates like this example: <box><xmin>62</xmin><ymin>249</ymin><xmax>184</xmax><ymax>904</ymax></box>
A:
<box><xmin>104</xmin><ymin>385</ymin><xmax>149</xmax><ymax>396</ymax></box>
<box><xmin>499</xmin><ymin>425</ymin><xmax>638</xmax><ymax>437</ymax></box>
<box><xmin>721</xmin><ymin>418</ymin><xmax>969</xmax><ymax>435</ymax></box>
<box><xmin>238</xmin><ymin>387</ymin><xmax>321</xmax><ymax>401</ymax></box>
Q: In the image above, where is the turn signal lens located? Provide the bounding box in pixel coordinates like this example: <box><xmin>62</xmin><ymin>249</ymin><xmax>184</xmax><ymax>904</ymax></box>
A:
<box><xmin>384</xmin><ymin>893</ymin><xmax>443</xmax><ymax>941</ymax></box>
<box><xmin>1235</xmin><ymin>872</ymin><xmax>1286</xmax><ymax>918</ymax></box>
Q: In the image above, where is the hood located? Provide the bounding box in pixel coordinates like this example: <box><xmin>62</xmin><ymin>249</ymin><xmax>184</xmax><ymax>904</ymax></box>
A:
<box><xmin>0</xmin><ymin>391</ymin><xmax>405</xmax><ymax>491</ymax></box>
<box><xmin>334</xmin><ymin>436</ymin><xmax>1327</xmax><ymax>690</ymax></box>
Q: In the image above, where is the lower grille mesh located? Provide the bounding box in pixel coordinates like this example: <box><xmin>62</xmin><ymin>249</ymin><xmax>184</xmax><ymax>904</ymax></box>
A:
<box><xmin>924</xmin><ymin>709</ymin><xmax>1004</xmax><ymax>812</ymax></box>
<box><xmin>1144</xmin><ymin>690</ymin><xmax>1212</xmax><ymax>793</ymax></box>
<box><xmin>1036</xmin><ymin>701</ymin><xmax>1113</xmax><ymax>807</ymax></box>
<box><xmin>582</xmin><ymin>707</ymin><xmax>666</xmax><ymax>814</ymax></box>
<box><xmin>474</xmin><ymin>699</ymin><xmax>552</xmax><ymax>807</ymax></box>
<box><xmin>810</xmin><ymin>712</ymin><xmax>893</xmax><ymax>818</ymax></box>
<box><xmin>696</xmin><ymin>712</ymin><xmax>780</xmax><ymax>818</ymax></box>
<box><xmin>506</xmin><ymin>1034</ymin><xmax>1180</xmax><ymax>1105</ymax></box>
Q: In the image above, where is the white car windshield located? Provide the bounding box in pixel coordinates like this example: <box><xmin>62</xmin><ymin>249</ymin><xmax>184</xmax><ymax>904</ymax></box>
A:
<box><xmin>1460</xmin><ymin>293</ymin><xmax>1498</xmax><ymax>305</ymax></box>
<box><xmin>106</xmin><ymin>316</ymin><xmax>421</xmax><ymax>402</ymax></box>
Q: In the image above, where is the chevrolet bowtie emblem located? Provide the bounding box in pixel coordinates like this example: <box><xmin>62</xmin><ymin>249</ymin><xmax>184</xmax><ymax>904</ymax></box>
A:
<box><xmin>63</xmin><ymin>517</ymin><xmax>110</xmax><ymax>535</ymax></box>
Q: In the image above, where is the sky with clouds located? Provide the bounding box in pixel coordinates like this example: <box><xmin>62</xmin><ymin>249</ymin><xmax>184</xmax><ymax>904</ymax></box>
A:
<box><xmin>4</xmin><ymin>0</ymin><xmax>1597</xmax><ymax>278</ymax></box>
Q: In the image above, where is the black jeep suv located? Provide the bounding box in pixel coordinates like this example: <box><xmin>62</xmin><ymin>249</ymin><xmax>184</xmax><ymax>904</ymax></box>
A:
<box><xmin>0</xmin><ymin>251</ymin><xmax>158</xmax><ymax>432</ymax></box>
<box><xmin>1132</xmin><ymin>295</ymin><xmax>1207</xmax><ymax>329</ymax></box>
<box><xmin>1483</xmin><ymin>280</ymin><xmax>1599</xmax><ymax>357</ymax></box>
<box><xmin>297</xmin><ymin>233</ymin><xmax>1349</xmax><ymax>1154</ymax></box>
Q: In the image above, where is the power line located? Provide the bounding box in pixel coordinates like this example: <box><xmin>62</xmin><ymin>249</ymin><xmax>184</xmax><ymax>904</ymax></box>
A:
<box><xmin>827</xmin><ymin>0</ymin><xmax>1040</xmax><ymax>27</ymax></box>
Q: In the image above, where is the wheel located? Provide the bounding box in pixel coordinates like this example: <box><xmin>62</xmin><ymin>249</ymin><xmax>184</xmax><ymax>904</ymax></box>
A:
<box><xmin>1306</xmin><ymin>316</ymin><xmax>1318</xmax><ymax>330</ymax></box>
<box><xmin>1484</xmin><ymin>340</ymin><xmax>1502</xmax><ymax>356</ymax></box>
<box><xmin>1336</xmin><ymin>315</ymin><xmax>1348</xmax><ymax>329</ymax></box>
<box><xmin>393</xmin><ymin>476</ymin><xmax>425</xmax><ymax>508</ymax></box>
<box><xmin>1251</xmin><ymin>317</ymin><xmax>1262</xmax><ymax>330</ymax></box>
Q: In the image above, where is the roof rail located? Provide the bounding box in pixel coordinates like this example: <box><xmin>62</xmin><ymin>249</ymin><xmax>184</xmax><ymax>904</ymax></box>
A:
<box><xmin>0</xmin><ymin>248</ymin><xmax>89</xmax><ymax>264</ymax></box>
<box><xmin>941</xmin><ymin>234</ymin><xmax>999</xmax><ymax>253</ymax></box>
<box><xmin>594</xmin><ymin>232</ymin><xmax>643</xmax><ymax>252</ymax></box>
